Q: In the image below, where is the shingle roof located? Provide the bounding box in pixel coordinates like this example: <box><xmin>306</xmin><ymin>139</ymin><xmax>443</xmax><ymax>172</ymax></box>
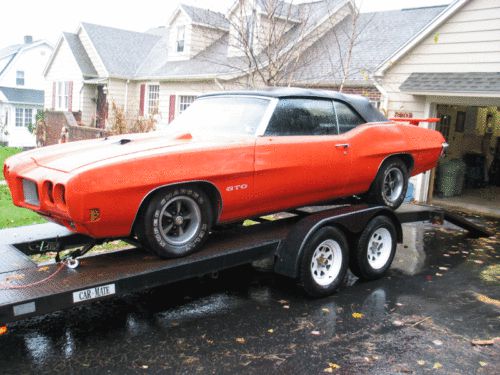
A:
<box><xmin>81</xmin><ymin>22</ymin><xmax>161</xmax><ymax>77</ymax></box>
<box><xmin>400</xmin><ymin>72</ymin><xmax>500</xmax><ymax>93</ymax></box>
<box><xmin>256</xmin><ymin>0</ymin><xmax>302</xmax><ymax>20</ymax></box>
<box><xmin>0</xmin><ymin>86</ymin><xmax>44</xmax><ymax>105</ymax></box>
<box><xmin>291</xmin><ymin>5</ymin><xmax>447</xmax><ymax>85</ymax></box>
<box><xmin>180</xmin><ymin>4</ymin><xmax>229</xmax><ymax>30</ymax></box>
<box><xmin>63</xmin><ymin>32</ymin><xmax>98</xmax><ymax>77</ymax></box>
<box><xmin>0</xmin><ymin>44</ymin><xmax>23</xmax><ymax>60</ymax></box>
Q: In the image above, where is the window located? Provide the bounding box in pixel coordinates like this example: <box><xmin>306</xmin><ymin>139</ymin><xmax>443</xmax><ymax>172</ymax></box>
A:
<box><xmin>334</xmin><ymin>101</ymin><xmax>365</xmax><ymax>134</ymax></box>
<box><xmin>16</xmin><ymin>71</ymin><xmax>25</xmax><ymax>86</ymax></box>
<box><xmin>245</xmin><ymin>11</ymin><xmax>257</xmax><ymax>46</ymax></box>
<box><xmin>178</xmin><ymin>95</ymin><xmax>196</xmax><ymax>114</ymax></box>
<box><xmin>147</xmin><ymin>85</ymin><xmax>160</xmax><ymax>115</ymax></box>
<box><xmin>265</xmin><ymin>99</ymin><xmax>337</xmax><ymax>136</ymax></box>
<box><xmin>56</xmin><ymin>82</ymin><xmax>69</xmax><ymax>110</ymax></box>
<box><xmin>15</xmin><ymin>108</ymin><xmax>23</xmax><ymax>127</ymax></box>
<box><xmin>15</xmin><ymin>108</ymin><xmax>34</xmax><ymax>127</ymax></box>
<box><xmin>176</xmin><ymin>25</ymin><xmax>185</xmax><ymax>53</ymax></box>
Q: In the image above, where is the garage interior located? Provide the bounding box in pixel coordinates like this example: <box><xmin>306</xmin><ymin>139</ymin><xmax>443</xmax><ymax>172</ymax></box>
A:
<box><xmin>431</xmin><ymin>104</ymin><xmax>500</xmax><ymax>216</ymax></box>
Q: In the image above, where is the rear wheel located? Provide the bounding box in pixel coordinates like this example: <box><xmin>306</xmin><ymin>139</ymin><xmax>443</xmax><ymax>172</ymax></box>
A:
<box><xmin>350</xmin><ymin>215</ymin><xmax>397</xmax><ymax>280</ymax></box>
<box><xmin>136</xmin><ymin>186</ymin><xmax>213</xmax><ymax>258</ymax></box>
<box><xmin>299</xmin><ymin>226</ymin><xmax>349</xmax><ymax>298</ymax></box>
<box><xmin>367</xmin><ymin>158</ymin><xmax>408</xmax><ymax>209</ymax></box>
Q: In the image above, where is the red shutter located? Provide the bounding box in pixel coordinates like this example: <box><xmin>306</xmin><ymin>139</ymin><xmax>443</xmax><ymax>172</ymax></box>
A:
<box><xmin>52</xmin><ymin>82</ymin><xmax>56</xmax><ymax>110</ymax></box>
<box><xmin>67</xmin><ymin>81</ymin><xmax>73</xmax><ymax>112</ymax></box>
<box><xmin>169</xmin><ymin>95</ymin><xmax>176</xmax><ymax>123</ymax></box>
<box><xmin>139</xmin><ymin>84</ymin><xmax>146</xmax><ymax>116</ymax></box>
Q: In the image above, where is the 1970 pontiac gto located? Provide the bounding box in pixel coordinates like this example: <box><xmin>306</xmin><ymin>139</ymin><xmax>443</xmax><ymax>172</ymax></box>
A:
<box><xmin>3</xmin><ymin>88</ymin><xmax>446</xmax><ymax>258</ymax></box>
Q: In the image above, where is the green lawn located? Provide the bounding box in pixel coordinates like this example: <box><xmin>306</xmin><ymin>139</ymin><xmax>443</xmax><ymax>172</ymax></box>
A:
<box><xmin>0</xmin><ymin>146</ymin><xmax>22</xmax><ymax>181</ymax></box>
<box><xmin>0</xmin><ymin>185</ymin><xmax>46</xmax><ymax>229</ymax></box>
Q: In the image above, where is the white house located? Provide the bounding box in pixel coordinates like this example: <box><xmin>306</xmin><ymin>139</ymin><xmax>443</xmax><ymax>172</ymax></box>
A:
<box><xmin>0</xmin><ymin>36</ymin><xmax>53</xmax><ymax>147</ymax></box>
<box><xmin>375</xmin><ymin>0</ymin><xmax>500</xmax><ymax>213</ymax></box>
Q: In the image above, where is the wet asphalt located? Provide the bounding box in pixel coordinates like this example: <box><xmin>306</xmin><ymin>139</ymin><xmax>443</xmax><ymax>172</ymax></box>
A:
<box><xmin>0</xmin><ymin>212</ymin><xmax>499</xmax><ymax>375</ymax></box>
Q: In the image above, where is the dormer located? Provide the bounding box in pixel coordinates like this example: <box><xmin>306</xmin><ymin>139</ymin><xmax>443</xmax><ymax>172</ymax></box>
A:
<box><xmin>227</xmin><ymin>0</ymin><xmax>301</xmax><ymax>57</ymax></box>
<box><xmin>167</xmin><ymin>4</ymin><xmax>229</xmax><ymax>61</ymax></box>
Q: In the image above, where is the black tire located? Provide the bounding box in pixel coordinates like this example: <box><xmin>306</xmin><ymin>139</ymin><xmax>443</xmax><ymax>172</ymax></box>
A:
<box><xmin>136</xmin><ymin>186</ymin><xmax>213</xmax><ymax>258</ymax></box>
<box><xmin>350</xmin><ymin>215</ymin><xmax>397</xmax><ymax>280</ymax></box>
<box><xmin>299</xmin><ymin>226</ymin><xmax>349</xmax><ymax>298</ymax></box>
<box><xmin>367</xmin><ymin>158</ymin><xmax>409</xmax><ymax>209</ymax></box>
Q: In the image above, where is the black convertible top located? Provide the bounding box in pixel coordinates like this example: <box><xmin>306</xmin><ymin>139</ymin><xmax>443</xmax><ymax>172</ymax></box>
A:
<box><xmin>200</xmin><ymin>87</ymin><xmax>388</xmax><ymax>123</ymax></box>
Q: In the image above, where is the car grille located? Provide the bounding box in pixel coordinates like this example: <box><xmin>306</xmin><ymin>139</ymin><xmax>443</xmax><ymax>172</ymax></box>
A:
<box><xmin>22</xmin><ymin>179</ymin><xmax>40</xmax><ymax>206</ymax></box>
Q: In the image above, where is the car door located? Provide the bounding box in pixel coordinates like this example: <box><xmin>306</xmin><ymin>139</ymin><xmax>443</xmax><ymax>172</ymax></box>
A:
<box><xmin>253</xmin><ymin>98</ymin><xmax>353</xmax><ymax>213</ymax></box>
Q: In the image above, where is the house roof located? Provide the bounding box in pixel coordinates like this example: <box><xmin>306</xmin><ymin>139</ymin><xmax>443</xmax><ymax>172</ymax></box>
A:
<box><xmin>63</xmin><ymin>32</ymin><xmax>98</xmax><ymax>77</ymax></box>
<box><xmin>81</xmin><ymin>22</ymin><xmax>161</xmax><ymax>78</ymax></box>
<box><xmin>0</xmin><ymin>44</ymin><xmax>24</xmax><ymax>60</ymax></box>
<box><xmin>291</xmin><ymin>5</ymin><xmax>447</xmax><ymax>86</ymax></box>
<box><xmin>180</xmin><ymin>4</ymin><xmax>229</xmax><ymax>30</ymax></box>
<box><xmin>0</xmin><ymin>86</ymin><xmax>44</xmax><ymax>105</ymax></box>
<box><xmin>0</xmin><ymin>40</ymin><xmax>52</xmax><ymax>77</ymax></box>
<box><xmin>400</xmin><ymin>72</ymin><xmax>500</xmax><ymax>94</ymax></box>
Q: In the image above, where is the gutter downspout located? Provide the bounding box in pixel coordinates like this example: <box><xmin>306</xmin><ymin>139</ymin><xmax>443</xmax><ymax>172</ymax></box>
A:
<box><xmin>124</xmin><ymin>79</ymin><xmax>130</xmax><ymax>113</ymax></box>
<box><xmin>371</xmin><ymin>75</ymin><xmax>389</xmax><ymax>116</ymax></box>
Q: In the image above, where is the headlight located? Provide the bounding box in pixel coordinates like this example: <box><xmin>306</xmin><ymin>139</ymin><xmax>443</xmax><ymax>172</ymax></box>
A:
<box><xmin>22</xmin><ymin>179</ymin><xmax>40</xmax><ymax>206</ymax></box>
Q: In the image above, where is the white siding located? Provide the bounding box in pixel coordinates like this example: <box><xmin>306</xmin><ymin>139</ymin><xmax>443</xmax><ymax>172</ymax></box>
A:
<box><xmin>190</xmin><ymin>25</ymin><xmax>224</xmax><ymax>58</ymax></box>
<box><xmin>381</xmin><ymin>0</ymin><xmax>500</xmax><ymax>118</ymax></box>
<box><xmin>44</xmin><ymin>38</ymin><xmax>84</xmax><ymax>111</ymax></box>
<box><xmin>81</xmin><ymin>84</ymin><xmax>96</xmax><ymax>125</ymax></box>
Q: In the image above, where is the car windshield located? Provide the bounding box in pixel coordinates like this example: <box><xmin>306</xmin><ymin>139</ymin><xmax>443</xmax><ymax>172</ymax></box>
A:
<box><xmin>169</xmin><ymin>96</ymin><xmax>271</xmax><ymax>136</ymax></box>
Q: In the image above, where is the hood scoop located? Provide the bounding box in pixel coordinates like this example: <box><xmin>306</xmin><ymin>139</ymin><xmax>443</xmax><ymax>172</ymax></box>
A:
<box><xmin>175</xmin><ymin>133</ymin><xmax>193</xmax><ymax>140</ymax></box>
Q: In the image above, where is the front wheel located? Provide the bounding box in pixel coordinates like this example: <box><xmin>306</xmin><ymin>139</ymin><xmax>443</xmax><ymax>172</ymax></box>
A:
<box><xmin>136</xmin><ymin>186</ymin><xmax>213</xmax><ymax>258</ymax></box>
<box><xmin>367</xmin><ymin>158</ymin><xmax>409</xmax><ymax>209</ymax></box>
<box><xmin>299</xmin><ymin>226</ymin><xmax>349</xmax><ymax>298</ymax></box>
<box><xmin>349</xmin><ymin>215</ymin><xmax>397</xmax><ymax>280</ymax></box>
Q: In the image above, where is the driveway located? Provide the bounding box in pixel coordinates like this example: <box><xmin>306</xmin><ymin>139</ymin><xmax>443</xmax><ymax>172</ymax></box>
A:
<box><xmin>0</xmin><ymin>213</ymin><xmax>498</xmax><ymax>374</ymax></box>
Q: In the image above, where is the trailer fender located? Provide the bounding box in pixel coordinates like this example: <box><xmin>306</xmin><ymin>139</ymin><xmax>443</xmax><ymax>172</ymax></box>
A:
<box><xmin>273</xmin><ymin>205</ymin><xmax>402</xmax><ymax>279</ymax></box>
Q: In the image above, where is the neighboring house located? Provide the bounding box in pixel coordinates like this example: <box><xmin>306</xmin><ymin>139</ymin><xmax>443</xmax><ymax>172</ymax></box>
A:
<box><xmin>0</xmin><ymin>36</ymin><xmax>53</xmax><ymax>147</ymax></box>
<box><xmin>43</xmin><ymin>0</ymin><xmax>446</xmax><ymax>133</ymax></box>
<box><xmin>374</xmin><ymin>0</ymin><xmax>500</xmax><ymax>207</ymax></box>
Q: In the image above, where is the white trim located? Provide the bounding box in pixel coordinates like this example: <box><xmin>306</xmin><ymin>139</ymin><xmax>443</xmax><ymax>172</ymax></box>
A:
<box><xmin>374</xmin><ymin>0</ymin><xmax>469</xmax><ymax>77</ymax></box>
<box><xmin>79</xmin><ymin>24</ymin><xmax>110</xmax><ymax>78</ymax></box>
<box><xmin>401</xmin><ymin>90</ymin><xmax>500</xmax><ymax>98</ymax></box>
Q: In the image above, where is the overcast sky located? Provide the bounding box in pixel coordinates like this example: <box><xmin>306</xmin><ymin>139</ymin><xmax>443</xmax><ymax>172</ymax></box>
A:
<box><xmin>1</xmin><ymin>0</ymin><xmax>452</xmax><ymax>48</ymax></box>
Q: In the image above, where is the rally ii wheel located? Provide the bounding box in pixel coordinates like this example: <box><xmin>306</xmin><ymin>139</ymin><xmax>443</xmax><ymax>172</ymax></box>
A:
<box><xmin>368</xmin><ymin>158</ymin><xmax>409</xmax><ymax>209</ymax></box>
<box><xmin>299</xmin><ymin>226</ymin><xmax>349</xmax><ymax>298</ymax></box>
<box><xmin>136</xmin><ymin>186</ymin><xmax>213</xmax><ymax>258</ymax></box>
<box><xmin>350</xmin><ymin>215</ymin><xmax>397</xmax><ymax>280</ymax></box>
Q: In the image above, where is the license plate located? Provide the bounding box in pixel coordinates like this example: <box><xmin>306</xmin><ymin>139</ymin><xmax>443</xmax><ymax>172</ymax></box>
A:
<box><xmin>73</xmin><ymin>284</ymin><xmax>116</xmax><ymax>303</ymax></box>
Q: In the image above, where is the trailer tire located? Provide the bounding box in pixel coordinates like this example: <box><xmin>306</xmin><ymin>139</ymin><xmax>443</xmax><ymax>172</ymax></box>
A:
<box><xmin>137</xmin><ymin>186</ymin><xmax>213</xmax><ymax>258</ymax></box>
<box><xmin>350</xmin><ymin>215</ymin><xmax>397</xmax><ymax>280</ymax></box>
<box><xmin>299</xmin><ymin>226</ymin><xmax>349</xmax><ymax>298</ymax></box>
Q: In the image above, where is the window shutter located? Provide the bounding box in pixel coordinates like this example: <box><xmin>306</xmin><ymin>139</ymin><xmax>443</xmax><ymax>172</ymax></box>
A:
<box><xmin>68</xmin><ymin>81</ymin><xmax>73</xmax><ymax>112</ymax></box>
<box><xmin>169</xmin><ymin>95</ymin><xmax>176</xmax><ymax>123</ymax></box>
<box><xmin>52</xmin><ymin>82</ymin><xmax>56</xmax><ymax>110</ymax></box>
<box><xmin>139</xmin><ymin>84</ymin><xmax>146</xmax><ymax>116</ymax></box>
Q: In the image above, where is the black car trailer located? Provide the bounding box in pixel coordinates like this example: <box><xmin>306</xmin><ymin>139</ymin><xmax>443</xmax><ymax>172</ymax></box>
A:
<box><xmin>0</xmin><ymin>203</ymin><xmax>491</xmax><ymax>334</ymax></box>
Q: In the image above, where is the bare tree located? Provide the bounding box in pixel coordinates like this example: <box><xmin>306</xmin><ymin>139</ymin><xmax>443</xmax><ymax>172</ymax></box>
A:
<box><xmin>198</xmin><ymin>0</ymin><xmax>347</xmax><ymax>88</ymax></box>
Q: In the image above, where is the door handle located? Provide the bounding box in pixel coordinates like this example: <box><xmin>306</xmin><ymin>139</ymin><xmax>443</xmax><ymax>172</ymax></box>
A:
<box><xmin>335</xmin><ymin>143</ymin><xmax>350</xmax><ymax>149</ymax></box>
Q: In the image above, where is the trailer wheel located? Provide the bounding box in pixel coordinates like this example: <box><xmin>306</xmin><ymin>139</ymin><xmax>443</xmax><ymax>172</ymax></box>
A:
<box><xmin>137</xmin><ymin>186</ymin><xmax>213</xmax><ymax>258</ymax></box>
<box><xmin>299</xmin><ymin>226</ymin><xmax>349</xmax><ymax>298</ymax></box>
<box><xmin>350</xmin><ymin>215</ymin><xmax>397</xmax><ymax>280</ymax></box>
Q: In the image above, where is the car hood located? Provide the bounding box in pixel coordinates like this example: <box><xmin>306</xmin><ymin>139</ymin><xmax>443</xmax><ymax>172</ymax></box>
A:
<box><xmin>28</xmin><ymin>132</ymin><xmax>237</xmax><ymax>173</ymax></box>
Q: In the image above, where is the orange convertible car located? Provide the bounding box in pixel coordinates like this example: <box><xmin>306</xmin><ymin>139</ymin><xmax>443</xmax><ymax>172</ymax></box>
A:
<box><xmin>4</xmin><ymin>88</ymin><xmax>446</xmax><ymax>258</ymax></box>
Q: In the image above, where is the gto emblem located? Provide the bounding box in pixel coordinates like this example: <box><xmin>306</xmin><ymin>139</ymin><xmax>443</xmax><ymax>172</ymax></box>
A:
<box><xmin>226</xmin><ymin>184</ymin><xmax>248</xmax><ymax>192</ymax></box>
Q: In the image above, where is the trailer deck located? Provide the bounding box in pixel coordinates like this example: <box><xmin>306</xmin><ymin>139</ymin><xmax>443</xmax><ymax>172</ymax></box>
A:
<box><xmin>0</xmin><ymin>204</ymin><xmax>491</xmax><ymax>326</ymax></box>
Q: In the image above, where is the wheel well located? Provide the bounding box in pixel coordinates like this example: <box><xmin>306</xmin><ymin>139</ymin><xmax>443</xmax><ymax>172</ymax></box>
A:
<box><xmin>131</xmin><ymin>181</ymin><xmax>222</xmax><ymax>236</ymax></box>
<box><xmin>384</xmin><ymin>154</ymin><xmax>414</xmax><ymax>173</ymax></box>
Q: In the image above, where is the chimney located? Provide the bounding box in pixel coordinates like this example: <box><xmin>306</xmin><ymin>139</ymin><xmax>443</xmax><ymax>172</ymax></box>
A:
<box><xmin>24</xmin><ymin>35</ymin><xmax>33</xmax><ymax>44</ymax></box>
